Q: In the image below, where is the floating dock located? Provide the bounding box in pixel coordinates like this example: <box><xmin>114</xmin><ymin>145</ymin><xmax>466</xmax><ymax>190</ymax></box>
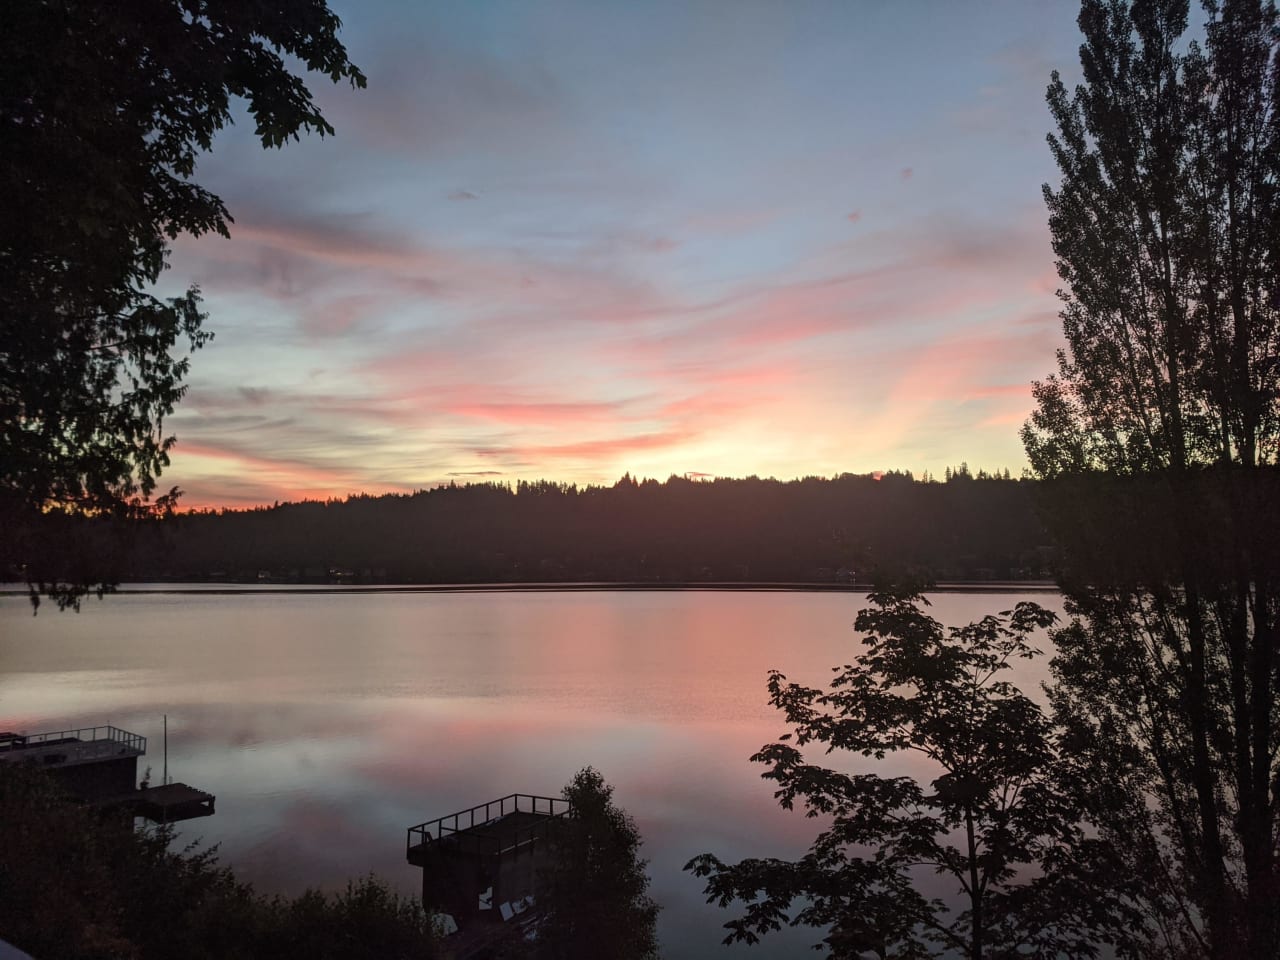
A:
<box><xmin>0</xmin><ymin>724</ymin><xmax>214</xmax><ymax>823</ymax></box>
<box><xmin>97</xmin><ymin>782</ymin><xmax>216</xmax><ymax>823</ymax></box>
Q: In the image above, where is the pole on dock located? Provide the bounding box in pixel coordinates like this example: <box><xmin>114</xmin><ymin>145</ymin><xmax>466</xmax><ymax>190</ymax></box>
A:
<box><xmin>163</xmin><ymin>714</ymin><xmax>168</xmax><ymax>786</ymax></box>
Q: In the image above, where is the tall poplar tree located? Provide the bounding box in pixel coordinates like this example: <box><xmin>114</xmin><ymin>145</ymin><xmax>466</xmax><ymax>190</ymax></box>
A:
<box><xmin>1024</xmin><ymin>1</ymin><xmax>1280</xmax><ymax>954</ymax></box>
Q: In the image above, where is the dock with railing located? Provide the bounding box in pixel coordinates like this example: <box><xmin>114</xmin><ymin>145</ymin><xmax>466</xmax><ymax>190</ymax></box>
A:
<box><xmin>406</xmin><ymin>793</ymin><xmax>571</xmax><ymax>934</ymax></box>
<box><xmin>0</xmin><ymin>723</ymin><xmax>214</xmax><ymax>823</ymax></box>
<box><xmin>407</xmin><ymin>793</ymin><xmax>570</xmax><ymax>865</ymax></box>
<box><xmin>0</xmin><ymin>725</ymin><xmax>146</xmax><ymax>768</ymax></box>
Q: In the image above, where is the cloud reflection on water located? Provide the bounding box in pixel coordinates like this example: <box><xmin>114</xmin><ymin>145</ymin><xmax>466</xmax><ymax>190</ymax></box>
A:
<box><xmin>0</xmin><ymin>588</ymin><xmax>1062</xmax><ymax>959</ymax></box>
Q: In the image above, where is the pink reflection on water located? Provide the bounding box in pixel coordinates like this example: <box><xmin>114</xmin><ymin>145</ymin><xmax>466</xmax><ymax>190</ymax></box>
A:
<box><xmin>0</xmin><ymin>588</ymin><xmax>1063</xmax><ymax>960</ymax></box>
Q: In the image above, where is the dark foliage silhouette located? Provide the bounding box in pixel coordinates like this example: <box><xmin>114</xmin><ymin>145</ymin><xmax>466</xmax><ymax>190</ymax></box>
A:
<box><xmin>1024</xmin><ymin>0</ymin><xmax>1280</xmax><ymax>955</ymax></box>
<box><xmin>686</xmin><ymin>588</ymin><xmax>1137</xmax><ymax>959</ymax></box>
<box><xmin>530</xmin><ymin>767</ymin><xmax>660</xmax><ymax>960</ymax></box>
<box><xmin>0</xmin><ymin>765</ymin><xmax>437</xmax><ymax>959</ymax></box>
<box><xmin>114</xmin><ymin>471</ymin><xmax>1050</xmax><ymax>587</ymax></box>
<box><xmin>1</xmin><ymin>0</ymin><xmax>365</xmax><ymax>610</ymax></box>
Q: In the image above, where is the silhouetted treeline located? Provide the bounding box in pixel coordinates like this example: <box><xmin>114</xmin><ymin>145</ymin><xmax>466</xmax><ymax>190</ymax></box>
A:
<box><xmin>120</xmin><ymin>471</ymin><xmax>1053</xmax><ymax>585</ymax></box>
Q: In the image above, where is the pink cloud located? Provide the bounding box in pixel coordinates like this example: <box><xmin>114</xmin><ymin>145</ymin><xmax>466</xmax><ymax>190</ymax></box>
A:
<box><xmin>858</xmin><ymin>327</ymin><xmax>1051</xmax><ymax>445</ymax></box>
<box><xmin>979</xmin><ymin>410</ymin><xmax>1034</xmax><ymax>428</ymax></box>
<box><xmin>182</xmin><ymin>209</ymin><xmax>675</xmax><ymax>332</ymax></box>
<box><xmin>1018</xmin><ymin>308</ymin><xmax>1060</xmax><ymax>327</ymax></box>
<box><xmin>846</xmin><ymin>210</ymin><xmax>862</xmax><ymax>223</ymax></box>
<box><xmin>170</xmin><ymin>440</ymin><xmax>416</xmax><ymax>510</ymax></box>
<box><xmin>656</xmin><ymin>364</ymin><xmax>794</xmax><ymax>409</ymax></box>
<box><xmin>162</xmin><ymin>196</ymin><xmax>1063</xmax><ymax>507</ymax></box>
<box><xmin>298</xmin><ymin>294</ymin><xmax>382</xmax><ymax>338</ymax></box>
<box><xmin>1028</xmin><ymin>267</ymin><xmax>1061</xmax><ymax>296</ymax></box>
<box><xmin>967</xmin><ymin>383</ymin><xmax>1033</xmax><ymax>400</ymax></box>
<box><xmin>604</xmin><ymin>215</ymin><xmax>1054</xmax><ymax>361</ymax></box>
<box><xmin>228</xmin><ymin>220</ymin><xmax>445</xmax><ymax>275</ymax></box>
<box><xmin>704</xmin><ymin>264</ymin><xmax>907</xmax><ymax>349</ymax></box>
<box><xmin>655</xmin><ymin>393</ymin><xmax>767</xmax><ymax>430</ymax></box>
<box><xmin>181</xmin><ymin>384</ymin><xmax>443</xmax><ymax>437</ymax></box>
<box><xmin>447</xmin><ymin>399</ymin><xmax>639</xmax><ymax>428</ymax></box>
<box><xmin>477</xmin><ymin>429</ymin><xmax>698</xmax><ymax>463</ymax></box>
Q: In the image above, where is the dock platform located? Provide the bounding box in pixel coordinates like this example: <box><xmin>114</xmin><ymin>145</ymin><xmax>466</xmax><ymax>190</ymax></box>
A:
<box><xmin>1</xmin><ymin>724</ymin><xmax>214</xmax><ymax>824</ymax></box>
<box><xmin>0</xmin><ymin>725</ymin><xmax>145</xmax><ymax>768</ymax></box>
<box><xmin>406</xmin><ymin>793</ymin><xmax>570</xmax><ymax>931</ymax></box>
<box><xmin>408</xmin><ymin>809</ymin><xmax>555</xmax><ymax>864</ymax></box>
<box><xmin>407</xmin><ymin>794</ymin><xmax>570</xmax><ymax>865</ymax></box>
<box><xmin>96</xmin><ymin>783</ymin><xmax>217</xmax><ymax>823</ymax></box>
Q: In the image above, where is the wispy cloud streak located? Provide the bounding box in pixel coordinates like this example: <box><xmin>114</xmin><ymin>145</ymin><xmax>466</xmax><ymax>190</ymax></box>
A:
<box><xmin>157</xmin><ymin>0</ymin><xmax>1080</xmax><ymax>505</ymax></box>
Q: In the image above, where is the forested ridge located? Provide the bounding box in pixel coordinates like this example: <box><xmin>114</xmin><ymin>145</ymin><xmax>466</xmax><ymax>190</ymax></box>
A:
<box><xmin>114</xmin><ymin>469</ymin><xmax>1052</xmax><ymax>585</ymax></box>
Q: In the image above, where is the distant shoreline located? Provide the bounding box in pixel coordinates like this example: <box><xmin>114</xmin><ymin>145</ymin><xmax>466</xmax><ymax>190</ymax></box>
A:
<box><xmin>0</xmin><ymin>580</ymin><xmax>1060</xmax><ymax>598</ymax></box>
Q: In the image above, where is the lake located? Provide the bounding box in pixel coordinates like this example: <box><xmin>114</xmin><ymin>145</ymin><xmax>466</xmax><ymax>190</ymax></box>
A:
<box><xmin>0</xmin><ymin>586</ymin><xmax>1062</xmax><ymax>958</ymax></box>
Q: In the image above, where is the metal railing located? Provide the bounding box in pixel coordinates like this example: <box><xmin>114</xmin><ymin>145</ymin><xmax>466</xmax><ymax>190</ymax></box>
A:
<box><xmin>0</xmin><ymin>725</ymin><xmax>146</xmax><ymax>764</ymax></box>
<box><xmin>407</xmin><ymin>793</ymin><xmax>571</xmax><ymax>859</ymax></box>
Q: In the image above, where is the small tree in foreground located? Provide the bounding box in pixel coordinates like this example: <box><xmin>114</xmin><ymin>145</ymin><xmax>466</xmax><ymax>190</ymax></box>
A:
<box><xmin>531</xmin><ymin>767</ymin><xmax>660</xmax><ymax>960</ymax></box>
<box><xmin>686</xmin><ymin>589</ymin><xmax>1137</xmax><ymax>959</ymax></box>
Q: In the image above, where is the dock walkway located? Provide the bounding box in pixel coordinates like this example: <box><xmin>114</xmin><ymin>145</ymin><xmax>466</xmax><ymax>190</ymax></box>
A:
<box><xmin>96</xmin><ymin>783</ymin><xmax>216</xmax><ymax>823</ymax></box>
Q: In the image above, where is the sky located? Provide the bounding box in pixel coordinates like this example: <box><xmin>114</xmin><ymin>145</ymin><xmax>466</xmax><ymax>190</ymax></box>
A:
<box><xmin>158</xmin><ymin>0</ymin><xmax>1085</xmax><ymax>509</ymax></box>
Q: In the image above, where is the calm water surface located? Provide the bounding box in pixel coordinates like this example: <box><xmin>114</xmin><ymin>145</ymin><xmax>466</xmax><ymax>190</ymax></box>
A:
<box><xmin>0</xmin><ymin>588</ymin><xmax>1062</xmax><ymax>958</ymax></box>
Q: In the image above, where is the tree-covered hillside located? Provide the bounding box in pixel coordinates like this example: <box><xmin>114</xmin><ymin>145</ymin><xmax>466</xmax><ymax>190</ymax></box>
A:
<box><xmin>116</xmin><ymin>471</ymin><xmax>1051</xmax><ymax>585</ymax></box>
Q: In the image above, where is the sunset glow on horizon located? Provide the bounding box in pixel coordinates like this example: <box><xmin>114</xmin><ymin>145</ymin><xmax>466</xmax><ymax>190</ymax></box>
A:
<box><xmin>158</xmin><ymin>0</ymin><xmax>1082</xmax><ymax>510</ymax></box>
